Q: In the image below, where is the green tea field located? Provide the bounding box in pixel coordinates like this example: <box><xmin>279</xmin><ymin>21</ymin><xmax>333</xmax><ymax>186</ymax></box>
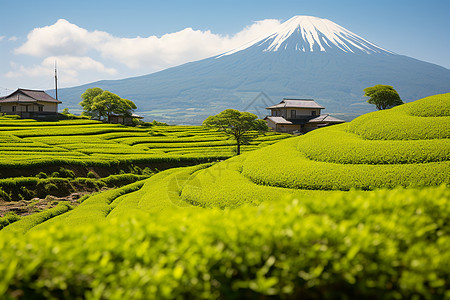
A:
<box><xmin>0</xmin><ymin>118</ymin><xmax>289</xmax><ymax>203</ymax></box>
<box><xmin>0</xmin><ymin>93</ymin><xmax>449</xmax><ymax>299</ymax></box>
<box><xmin>0</xmin><ymin>118</ymin><xmax>289</xmax><ymax>170</ymax></box>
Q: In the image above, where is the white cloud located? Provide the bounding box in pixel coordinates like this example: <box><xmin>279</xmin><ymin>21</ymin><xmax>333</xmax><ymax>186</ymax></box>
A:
<box><xmin>6</xmin><ymin>55</ymin><xmax>117</xmax><ymax>85</ymax></box>
<box><xmin>97</xmin><ymin>19</ymin><xmax>281</xmax><ymax>70</ymax></box>
<box><xmin>9</xmin><ymin>18</ymin><xmax>281</xmax><ymax>86</ymax></box>
<box><xmin>14</xmin><ymin>18</ymin><xmax>281</xmax><ymax>72</ymax></box>
<box><xmin>0</xmin><ymin>36</ymin><xmax>18</xmax><ymax>42</ymax></box>
<box><xmin>15</xmin><ymin>19</ymin><xmax>110</xmax><ymax>57</ymax></box>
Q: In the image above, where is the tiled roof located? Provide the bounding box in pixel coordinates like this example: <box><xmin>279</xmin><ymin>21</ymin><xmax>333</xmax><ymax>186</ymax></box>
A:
<box><xmin>131</xmin><ymin>113</ymin><xmax>144</xmax><ymax>119</ymax></box>
<box><xmin>265</xmin><ymin>114</ymin><xmax>345</xmax><ymax>125</ymax></box>
<box><xmin>307</xmin><ymin>114</ymin><xmax>345</xmax><ymax>123</ymax></box>
<box><xmin>266</xmin><ymin>98</ymin><xmax>325</xmax><ymax>109</ymax></box>
<box><xmin>0</xmin><ymin>89</ymin><xmax>61</xmax><ymax>104</ymax></box>
<box><xmin>265</xmin><ymin>116</ymin><xmax>293</xmax><ymax>125</ymax></box>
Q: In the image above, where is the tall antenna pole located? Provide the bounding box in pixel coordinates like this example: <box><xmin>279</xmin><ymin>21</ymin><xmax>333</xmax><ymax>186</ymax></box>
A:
<box><xmin>54</xmin><ymin>60</ymin><xmax>58</xmax><ymax>100</ymax></box>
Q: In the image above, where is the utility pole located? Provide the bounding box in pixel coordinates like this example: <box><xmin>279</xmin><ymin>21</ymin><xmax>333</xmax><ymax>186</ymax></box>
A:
<box><xmin>54</xmin><ymin>60</ymin><xmax>58</xmax><ymax>101</ymax></box>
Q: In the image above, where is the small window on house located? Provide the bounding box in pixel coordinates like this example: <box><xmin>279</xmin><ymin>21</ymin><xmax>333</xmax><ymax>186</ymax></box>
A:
<box><xmin>25</xmin><ymin>106</ymin><xmax>29</xmax><ymax>112</ymax></box>
<box><xmin>312</xmin><ymin>110</ymin><xmax>316</xmax><ymax>116</ymax></box>
<box><xmin>291</xmin><ymin>110</ymin><xmax>296</xmax><ymax>119</ymax></box>
<box><xmin>12</xmin><ymin>106</ymin><xmax>16</xmax><ymax>112</ymax></box>
<box><xmin>38</xmin><ymin>106</ymin><xmax>43</xmax><ymax>112</ymax></box>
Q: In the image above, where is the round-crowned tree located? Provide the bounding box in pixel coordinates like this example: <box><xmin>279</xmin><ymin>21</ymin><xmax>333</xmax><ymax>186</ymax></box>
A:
<box><xmin>203</xmin><ymin>109</ymin><xmax>268</xmax><ymax>155</ymax></box>
<box><xmin>364</xmin><ymin>85</ymin><xmax>403</xmax><ymax>110</ymax></box>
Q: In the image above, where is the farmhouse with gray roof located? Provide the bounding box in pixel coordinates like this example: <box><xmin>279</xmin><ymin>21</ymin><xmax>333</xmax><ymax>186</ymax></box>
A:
<box><xmin>0</xmin><ymin>88</ymin><xmax>61</xmax><ymax>119</ymax></box>
<box><xmin>265</xmin><ymin>98</ymin><xmax>345</xmax><ymax>133</ymax></box>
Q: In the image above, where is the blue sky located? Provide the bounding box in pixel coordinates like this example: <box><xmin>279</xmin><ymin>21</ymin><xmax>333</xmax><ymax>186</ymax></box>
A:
<box><xmin>1</xmin><ymin>0</ymin><xmax>449</xmax><ymax>95</ymax></box>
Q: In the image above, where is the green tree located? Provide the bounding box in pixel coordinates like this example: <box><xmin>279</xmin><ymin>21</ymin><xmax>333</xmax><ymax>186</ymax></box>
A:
<box><xmin>91</xmin><ymin>91</ymin><xmax>121</xmax><ymax>122</ymax></box>
<box><xmin>203</xmin><ymin>109</ymin><xmax>269</xmax><ymax>155</ymax></box>
<box><xmin>79</xmin><ymin>87</ymin><xmax>104</xmax><ymax>119</ymax></box>
<box><xmin>364</xmin><ymin>85</ymin><xmax>403</xmax><ymax>110</ymax></box>
<box><xmin>80</xmin><ymin>88</ymin><xmax>137</xmax><ymax>123</ymax></box>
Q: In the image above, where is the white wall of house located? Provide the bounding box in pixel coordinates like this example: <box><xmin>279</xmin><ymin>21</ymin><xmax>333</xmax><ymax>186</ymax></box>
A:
<box><xmin>266</xmin><ymin>118</ymin><xmax>277</xmax><ymax>130</ymax></box>
<box><xmin>0</xmin><ymin>103</ymin><xmax>19</xmax><ymax>113</ymax></box>
<box><xmin>41</xmin><ymin>102</ymin><xmax>58</xmax><ymax>112</ymax></box>
<box><xmin>0</xmin><ymin>102</ymin><xmax>58</xmax><ymax>114</ymax></box>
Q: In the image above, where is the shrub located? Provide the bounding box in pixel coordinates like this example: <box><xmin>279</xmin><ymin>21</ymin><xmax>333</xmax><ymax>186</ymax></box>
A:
<box><xmin>19</xmin><ymin>186</ymin><xmax>33</xmax><ymax>200</ymax></box>
<box><xmin>50</xmin><ymin>172</ymin><xmax>60</xmax><ymax>178</ymax></box>
<box><xmin>44</xmin><ymin>183</ymin><xmax>58</xmax><ymax>193</ymax></box>
<box><xmin>0</xmin><ymin>187</ymin><xmax>11</xmax><ymax>201</ymax></box>
<box><xmin>86</xmin><ymin>171</ymin><xmax>96</xmax><ymax>178</ymax></box>
<box><xmin>0</xmin><ymin>212</ymin><xmax>20</xmax><ymax>230</ymax></box>
<box><xmin>130</xmin><ymin>165</ymin><xmax>142</xmax><ymax>174</ymax></box>
<box><xmin>151</xmin><ymin>120</ymin><xmax>168</xmax><ymax>126</ymax></box>
<box><xmin>58</xmin><ymin>167</ymin><xmax>76</xmax><ymax>179</ymax></box>
<box><xmin>36</xmin><ymin>172</ymin><xmax>48</xmax><ymax>179</ymax></box>
<box><xmin>100</xmin><ymin>174</ymin><xmax>150</xmax><ymax>188</ymax></box>
<box><xmin>142</xmin><ymin>167</ymin><xmax>154</xmax><ymax>175</ymax></box>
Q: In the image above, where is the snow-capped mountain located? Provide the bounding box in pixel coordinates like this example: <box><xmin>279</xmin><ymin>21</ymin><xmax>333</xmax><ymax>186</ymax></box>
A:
<box><xmin>57</xmin><ymin>16</ymin><xmax>450</xmax><ymax>124</ymax></box>
<box><xmin>221</xmin><ymin>16</ymin><xmax>392</xmax><ymax>55</ymax></box>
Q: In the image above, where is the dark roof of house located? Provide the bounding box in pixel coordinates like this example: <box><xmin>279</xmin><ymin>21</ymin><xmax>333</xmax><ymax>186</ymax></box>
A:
<box><xmin>0</xmin><ymin>88</ymin><xmax>61</xmax><ymax>104</ymax></box>
<box><xmin>265</xmin><ymin>114</ymin><xmax>345</xmax><ymax>125</ymax></box>
<box><xmin>131</xmin><ymin>113</ymin><xmax>144</xmax><ymax>119</ymax></box>
<box><xmin>307</xmin><ymin>114</ymin><xmax>345</xmax><ymax>123</ymax></box>
<box><xmin>110</xmin><ymin>113</ymin><xmax>144</xmax><ymax>119</ymax></box>
<box><xmin>266</xmin><ymin>98</ymin><xmax>325</xmax><ymax>109</ymax></box>
<box><xmin>264</xmin><ymin>116</ymin><xmax>294</xmax><ymax>125</ymax></box>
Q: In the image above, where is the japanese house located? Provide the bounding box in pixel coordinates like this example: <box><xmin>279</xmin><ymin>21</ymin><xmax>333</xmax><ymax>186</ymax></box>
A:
<box><xmin>0</xmin><ymin>89</ymin><xmax>61</xmax><ymax>118</ymax></box>
<box><xmin>265</xmin><ymin>98</ymin><xmax>345</xmax><ymax>133</ymax></box>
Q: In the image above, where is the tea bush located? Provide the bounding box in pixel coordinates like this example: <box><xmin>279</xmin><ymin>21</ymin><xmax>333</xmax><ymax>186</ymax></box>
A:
<box><xmin>0</xmin><ymin>186</ymin><xmax>448</xmax><ymax>299</ymax></box>
<box><xmin>0</xmin><ymin>212</ymin><xmax>20</xmax><ymax>229</ymax></box>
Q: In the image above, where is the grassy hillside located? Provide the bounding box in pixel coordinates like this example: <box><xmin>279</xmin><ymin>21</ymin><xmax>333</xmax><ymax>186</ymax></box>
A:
<box><xmin>0</xmin><ymin>93</ymin><xmax>448</xmax><ymax>299</ymax></box>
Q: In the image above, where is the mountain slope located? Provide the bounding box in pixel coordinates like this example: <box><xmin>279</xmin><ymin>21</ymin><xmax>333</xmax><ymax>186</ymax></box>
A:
<box><xmin>57</xmin><ymin>16</ymin><xmax>450</xmax><ymax>124</ymax></box>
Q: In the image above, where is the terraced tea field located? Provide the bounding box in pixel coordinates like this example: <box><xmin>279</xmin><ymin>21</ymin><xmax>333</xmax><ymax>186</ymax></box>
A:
<box><xmin>0</xmin><ymin>117</ymin><xmax>290</xmax><ymax>170</ymax></box>
<box><xmin>1</xmin><ymin>93</ymin><xmax>449</xmax><ymax>299</ymax></box>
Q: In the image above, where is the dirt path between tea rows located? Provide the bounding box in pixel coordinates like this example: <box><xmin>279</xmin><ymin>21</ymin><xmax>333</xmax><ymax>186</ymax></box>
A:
<box><xmin>0</xmin><ymin>192</ymin><xmax>86</xmax><ymax>217</ymax></box>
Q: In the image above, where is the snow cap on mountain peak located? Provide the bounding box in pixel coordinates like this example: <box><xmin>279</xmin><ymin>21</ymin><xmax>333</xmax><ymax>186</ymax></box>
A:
<box><xmin>220</xmin><ymin>15</ymin><xmax>392</xmax><ymax>57</ymax></box>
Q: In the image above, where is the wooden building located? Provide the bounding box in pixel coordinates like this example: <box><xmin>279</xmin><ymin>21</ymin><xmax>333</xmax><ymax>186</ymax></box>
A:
<box><xmin>109</xmin><ymin>113</ymin><xmax>144</xmax><ymax>125</ymax></box>
<box><xmin>0</xmin><ymin>89</ymin><xmax>61</xmax><ymax>118</ymax></box>
<box><xmin>265</xmin><ymin>98</ymin><xmax>345</xmax><ymax>133</ymax></box>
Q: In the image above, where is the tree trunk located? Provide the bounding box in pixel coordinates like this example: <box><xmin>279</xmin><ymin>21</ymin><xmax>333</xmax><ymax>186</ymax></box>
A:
<box><xmin>236</xmin><ymin>136</ymin><xmax>241</xmax><ymax>155</ymax></box>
